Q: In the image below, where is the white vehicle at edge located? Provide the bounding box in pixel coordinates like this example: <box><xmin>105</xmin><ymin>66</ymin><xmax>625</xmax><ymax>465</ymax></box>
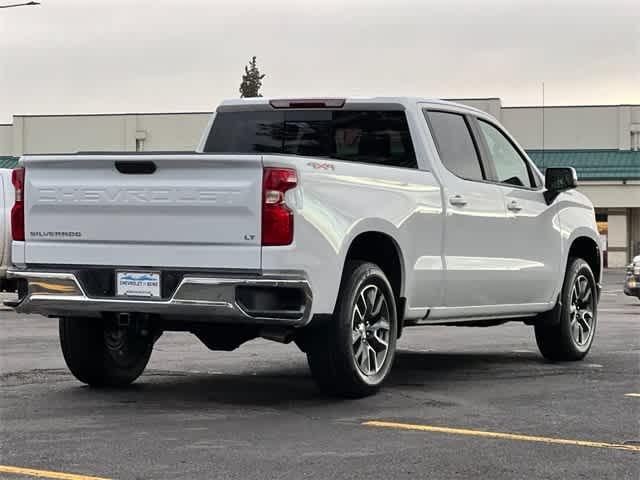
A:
<box><xmin>624</xmin><ymin>254</ymin><xmax>640</xmax><ymax>300</ymax></box>
<box><xmin>7</xmin><ymin>97</ymin><xmax>602</xmax><ymax>397</ymax></box>
<box><xmin>0</xmin><ymin>168</ymin><xmax>16</xmax><ymax>291</ymax></box>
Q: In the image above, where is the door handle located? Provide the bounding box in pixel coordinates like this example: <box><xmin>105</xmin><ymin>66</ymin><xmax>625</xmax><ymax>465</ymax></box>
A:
<box><xmin>507</xmin><ymin>200</ymin><xmax>523</xmax><ymax>212</ymax></box>
<box><xmin>449</xmin><ymin>195</ymin><xmax>468</xmax><ymax>207</ymax></box>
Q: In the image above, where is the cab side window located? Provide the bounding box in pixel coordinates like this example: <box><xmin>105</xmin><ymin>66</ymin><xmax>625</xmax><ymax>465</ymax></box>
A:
<box><xmin>477</xmin><ymin>120</ymin><xmax>533</xmax><ymax>188</ymax></box>
<box><xmin>425</xmin><ymin>110</ymin><xmax>485</xmax><ymax>181</ymax></box>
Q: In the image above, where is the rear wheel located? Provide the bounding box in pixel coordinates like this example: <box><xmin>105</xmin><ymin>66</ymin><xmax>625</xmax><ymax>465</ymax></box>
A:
<box><xmin>306</xmin><ymin>261</ymin><xmax>397</xmax><ymax>398</ymax></box>
<box><xmin>535</xmin><ymin>257</ymin><xmax>597</xmax><ymax>361</ymax></box>
<box><xmin>59</xmin><ymin>317</ymin><xmax>154</xmax><ymax>387</ymax></box>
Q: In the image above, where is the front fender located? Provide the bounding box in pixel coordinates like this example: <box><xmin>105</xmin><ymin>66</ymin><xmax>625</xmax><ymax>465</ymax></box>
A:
<box><xmin>552</xmin><ymin>190</ymin><xmax>601</xmax><ymax>299</ymax></box>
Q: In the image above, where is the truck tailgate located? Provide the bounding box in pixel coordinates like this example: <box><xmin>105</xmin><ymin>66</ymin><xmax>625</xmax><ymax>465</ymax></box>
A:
<box><xmin>22</xmin><ymin>154</ymin><xmax>263</xmax><ymax>269</ymax></box>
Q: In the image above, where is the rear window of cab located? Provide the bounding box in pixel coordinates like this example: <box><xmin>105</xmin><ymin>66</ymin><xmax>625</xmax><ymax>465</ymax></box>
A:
<box><xmin>204</xmin><ymin>110</ymin><xmax>418</xmax><ymax>169</ymax></box>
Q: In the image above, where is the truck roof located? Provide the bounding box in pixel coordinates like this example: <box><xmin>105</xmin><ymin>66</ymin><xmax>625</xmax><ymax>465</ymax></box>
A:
<box><xmin>217</xmin><ymin>97</ymin><xmax>487</xmax><ymax>116</ymax></box>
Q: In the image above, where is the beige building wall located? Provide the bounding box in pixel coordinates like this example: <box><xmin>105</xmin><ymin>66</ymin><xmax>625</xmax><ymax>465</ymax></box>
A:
<box><xmin>0</xmin><ymin>125</ymin><xmax>13</xmax><ymax>156</ymax></box>
<box><xmin>15</xmin><ymin>115</ymin><xmax>130</xmax><ymax>155</ymax></box>
<box><xmin>501</xmin><ymin>107</ymin><xmax>621</xmax><ymax>150</ymax></box>
<box><xmin>607</xmin><ymin>214</ymin><xmax>629</xmax><ymax>267</ymax></box>
<box><xmin>6</xmin><ymin>113</ymin><xmax>211</xmax><ymax>156</ymax></box>
<box><xmin>2</xmin><ymin>102</ymin><xmax>640</xmax><ymax>156</ymax></box>
<box><xmin>135</xmin><ymin>114</ymin><xmax>210</xmax><ymax>151</ymax></box>
<box><xmin>578</xmin><ymin>182</ymin><xmax>640</xmax><ymax>209</ymax></box>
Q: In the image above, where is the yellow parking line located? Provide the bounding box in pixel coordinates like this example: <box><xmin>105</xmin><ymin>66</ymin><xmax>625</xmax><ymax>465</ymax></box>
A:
<box><xmin>624</xmin><ymin>393</ymin><xmax>640</xmax><ymax>398</ymax></box>
<box><xmin>0</xmin><ymin>465</ymin><xmax>110</xmax><ymax>480</ymax></box>
<box><xmin>362</xmin><ymin>421</ymin><xmax>640</xmax><ymax>453</ymax></box>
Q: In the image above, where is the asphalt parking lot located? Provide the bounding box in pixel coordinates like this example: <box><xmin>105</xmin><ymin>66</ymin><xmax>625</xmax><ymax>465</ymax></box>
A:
<box><xmin>0</xmin><ymin>270</ymin><xmax>638</xmax><ymax>480</ymax></box>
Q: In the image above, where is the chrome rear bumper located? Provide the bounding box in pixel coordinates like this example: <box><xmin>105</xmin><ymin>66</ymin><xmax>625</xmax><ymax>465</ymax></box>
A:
<box><xmin>6</xmin><ymin>269</ymin><xmax>313</xmax><ymax>327</ymax></box>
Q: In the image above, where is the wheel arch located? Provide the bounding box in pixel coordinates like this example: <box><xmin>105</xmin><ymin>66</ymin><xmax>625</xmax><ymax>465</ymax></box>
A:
<box><xmin>567</xmin><ymin>235</ymin><xmax>602</xmax><ymax>285</ymax></box>
<box><xmin>536</xmin><ymin>233</ymin><xmax>602</xmax><ymax>328</ymax></box>
<box><xmin>342</xmin><ymin>229</ymin><xmax>406</xmax><ymax>336</ymax></box>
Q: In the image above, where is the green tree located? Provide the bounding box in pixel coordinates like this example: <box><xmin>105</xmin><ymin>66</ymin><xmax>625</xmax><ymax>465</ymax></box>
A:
<box><xmin>239</xmin><ymin>56</ymin><xmax>266</xmax><ymax>98</ymax></box>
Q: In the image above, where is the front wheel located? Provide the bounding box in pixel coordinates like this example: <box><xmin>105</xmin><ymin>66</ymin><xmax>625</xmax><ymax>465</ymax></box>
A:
<box><xmin>535</xmin><ymin>257</ymin><xmax>598</xmax><ymax>361</ymax></box>
<box><xmin>60</xmin><ymin>317</ymin><xmax>154</xmax><ymax>387</ymax></box>
<box><xmin>306</xmin><ymin>261</ymin><xmax>398</xmax><ymax>398</ymax></box>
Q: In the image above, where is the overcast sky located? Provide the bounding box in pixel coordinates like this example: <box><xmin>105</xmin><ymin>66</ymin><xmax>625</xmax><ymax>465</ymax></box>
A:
<box><xmin>1</xmin><ymin>0</ymin><xmax>638</xmax><ymax>123</ymax></box>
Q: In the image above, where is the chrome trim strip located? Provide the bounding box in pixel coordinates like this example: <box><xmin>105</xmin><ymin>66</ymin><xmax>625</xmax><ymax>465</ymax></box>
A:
<box><xmin>8</xmin><ymin>270</ymin><xmax>86</xmax><ymax>295</ymax></box>
<box><xmin>7</xmin><ymin>269</ymin><xmax>313</xmax><ymax>327</ymax></box>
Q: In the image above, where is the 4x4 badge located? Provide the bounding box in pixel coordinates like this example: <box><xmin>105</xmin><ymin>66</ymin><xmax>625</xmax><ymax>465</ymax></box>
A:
<box><xmin>307</xmin><ymin>161</ymin><xmax>334</xmax><ymax>171</ymax></box>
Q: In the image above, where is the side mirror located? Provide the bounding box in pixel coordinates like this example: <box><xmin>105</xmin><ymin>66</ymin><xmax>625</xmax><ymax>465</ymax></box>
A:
<box><xmin>544</xmin><ymin>167</ymin><xmax>577</xmax><ymax>204</ymax></box>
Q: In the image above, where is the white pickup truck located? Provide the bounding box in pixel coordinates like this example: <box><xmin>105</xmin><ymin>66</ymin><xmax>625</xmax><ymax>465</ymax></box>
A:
<box><xmin>7</xmin><ymin>97</ymin><xmax>602</xmax><ymax>397</ymax></box>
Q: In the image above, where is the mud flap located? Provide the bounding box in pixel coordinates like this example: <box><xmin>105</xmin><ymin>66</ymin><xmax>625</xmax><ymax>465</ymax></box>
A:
<box><xmin>526</xmin><ymin>295</ymin><xmax>562</xmax><ymax>326</ymax></box>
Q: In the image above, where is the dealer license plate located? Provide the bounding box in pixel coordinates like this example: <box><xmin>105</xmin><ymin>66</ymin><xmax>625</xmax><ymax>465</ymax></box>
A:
<box><xmin>116</xmin><ymin>271</ymin><xmax>161</xmax><ymax>298</ymax></box>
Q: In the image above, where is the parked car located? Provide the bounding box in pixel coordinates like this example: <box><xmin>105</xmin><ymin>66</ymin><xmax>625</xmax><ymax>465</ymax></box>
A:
<box><xmin>624</xmin><ymin>255</ymin><xmax>640</xmax><ymax>300</ymax></box>
<box><xmin>6</xmin><ymin>97</ymin><xmax>602</xmax><ymax>397</ymax></box>
<box><xmin>0</xmin><ymin>168</ymin><xmax>15</xmax><ymax>292</ymax></box>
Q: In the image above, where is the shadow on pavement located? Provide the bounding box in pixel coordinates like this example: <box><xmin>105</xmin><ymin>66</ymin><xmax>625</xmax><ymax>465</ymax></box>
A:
<box><xmin>42</xmin><ymin>350</ymin><xmax>559</xmax><ymax>411</ymax></box>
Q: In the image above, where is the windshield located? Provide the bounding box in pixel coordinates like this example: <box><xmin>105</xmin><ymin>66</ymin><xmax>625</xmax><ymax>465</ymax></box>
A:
<box><xmin>204</xmin><ymin>110</ymin><xmax>417</xmax><ymax>169</ymax></box>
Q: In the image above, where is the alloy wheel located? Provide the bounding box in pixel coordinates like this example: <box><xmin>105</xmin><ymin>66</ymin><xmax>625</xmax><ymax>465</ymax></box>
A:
<box><xmin>351</xmin><ymin>284</ymin><xmax>391</xmax><ymax>375</ymax></box>
<box><xmin>569</xmin><ymin>274</ymin><xmax>595</xmax><ymax>347</ymax></box>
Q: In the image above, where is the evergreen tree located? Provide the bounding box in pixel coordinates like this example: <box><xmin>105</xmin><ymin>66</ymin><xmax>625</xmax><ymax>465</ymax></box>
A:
<box><xmin>239</xmin><ymin>56</ymin><xmax>265</xmax><ymax>98</ymax></box>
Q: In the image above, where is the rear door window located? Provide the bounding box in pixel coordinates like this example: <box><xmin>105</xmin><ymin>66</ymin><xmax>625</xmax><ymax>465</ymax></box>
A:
<box><xmin>425</xmin><ymin>110</ymin><xmax>485</xmax><ymax>181</ymax></box>
<box><xmin>204</xmin><ymin>110</ymin><xmax>417</xmax><ymax>169</ymax></box>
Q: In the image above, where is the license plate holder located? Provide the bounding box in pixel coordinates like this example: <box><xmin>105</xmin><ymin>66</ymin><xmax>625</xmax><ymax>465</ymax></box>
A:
<box><xmin>116</xmin><ymin>271</ymin><xmax>161</xmax><ymax>298</ymax></box>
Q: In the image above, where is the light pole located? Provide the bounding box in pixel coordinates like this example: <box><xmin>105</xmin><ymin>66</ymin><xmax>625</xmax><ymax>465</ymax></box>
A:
<box><xmin>0</xmin><ymin>1</ymin><xmax>40</xmax><ymax>8</ymax></box>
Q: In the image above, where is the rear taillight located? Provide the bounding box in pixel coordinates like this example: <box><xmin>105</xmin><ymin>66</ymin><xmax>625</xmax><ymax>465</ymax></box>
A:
<box><xmin>11</xmin><ymin>167</ymin><xmax>25</xmax><ymax>241</ymax></box>
<box><xmin>262</xmin><ymin>167</ymin><xmax>297</xmax><ymax>246</ymax></box>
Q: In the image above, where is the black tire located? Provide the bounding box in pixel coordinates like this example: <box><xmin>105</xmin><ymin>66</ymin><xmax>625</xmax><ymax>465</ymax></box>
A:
<box><xmin>306</xmin><ymin>261</ymin><xmax>398</xmax><ymax>398</ymax></box>
<box><xmin>535</xmin><ymin>257</ymin><xmax>598</xmax><ymax>361</ymax></box>
<box><xmin>59</xmin><ymin>317</ymin><xmax>153</xmax><ymax>387</ymax></box>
